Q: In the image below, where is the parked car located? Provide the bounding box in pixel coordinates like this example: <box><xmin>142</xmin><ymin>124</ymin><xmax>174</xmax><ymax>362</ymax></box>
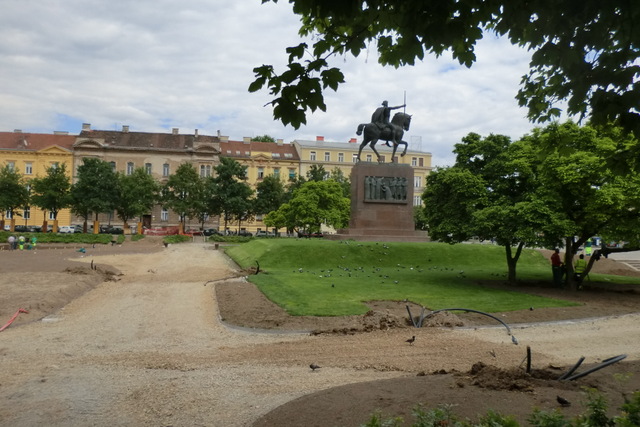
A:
<box><xmin>255</xmin><ymin>230</ymin><xmax>268</xmax><ymax>237</ymax></box>
<box><xmin>99</xmin><ymin>225</ymin><xmax>124</xmax><ymax>234</ymax></box>
<box><xmin>237</xmin><ymin>230</ymin><xmax>253</xmax><ymax>237</ymax></box>
<box><xmin>203</xmin><ymin>228</ymin><xmax>222</xmax><ymax>236</ymax></box>
<box><xmin>14</xmin><ymin>225</ymin><xmax>30</xmax><ymax>233</ymax></box>
<box><xmin>58</xmin><ymin>225</ymin><xmax>75</xmax><ymax>234</ymax></box>
<box><xmin>27</xmin><ymin>226</ymin><xmax>42</xmax><ymax>233</ymax></box>
<box><xmin>297</xmin><ymin>230</ymin><xmax>324</xmax><ymax>238</ymax></box>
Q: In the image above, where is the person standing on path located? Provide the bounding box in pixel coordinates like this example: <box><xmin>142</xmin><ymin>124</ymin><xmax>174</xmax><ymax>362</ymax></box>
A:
<box><xmin>7</xmin><ymin>234</ymin><xmax>16</xmax><ymax>250</ymax></box>
<box><xmin>551</xmin><ymin>248</ymin><xmax>564</xmax><ymax>287</ymax></box>
<box><xmin>18</xmin><ymin>235</ymin><xmax>25</xmax><ymax>251</ymax></box>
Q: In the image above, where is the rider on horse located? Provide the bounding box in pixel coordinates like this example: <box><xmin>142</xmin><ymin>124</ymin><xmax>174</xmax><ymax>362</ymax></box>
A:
<box><xmin>371</xmin><ymin>101</ymin><xmax>405</xmax><ymax>147</ymax></box>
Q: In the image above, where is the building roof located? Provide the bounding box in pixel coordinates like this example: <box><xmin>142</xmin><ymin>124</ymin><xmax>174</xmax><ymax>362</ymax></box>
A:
<box><xmin>219</xmin><ymin>140</ymin><xmax>300</xmax><ymax>160</ymax></box>
<box><xmin>75</xmin><ymin>127</ymin><xmax>220</xmax><ymax>153</ymax></box>
<box><xmin>0</xmin><ymin>131</ymin><xmax>75</xmax><ymax>152</ymax></box>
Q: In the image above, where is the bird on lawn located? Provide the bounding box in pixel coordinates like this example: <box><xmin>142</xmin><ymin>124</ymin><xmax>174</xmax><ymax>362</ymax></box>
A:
<box><xmin>557</xmin><ymin>395</ymin><xmax>571</xmax><ymax>407</ymax></box>
<box><xmin>406</xmin><ymin>336</ymin><xmax>416</xmax><ymax>345</ymax></box>
<box><xmin>309</xmin><ymin>363</ymin><xmax>321</xmax><ymax>372</ymax></box>
<box><xmin>511</xmin><ymin>335</ymin><xmax>519</xmax><ymax>345</ymax></box>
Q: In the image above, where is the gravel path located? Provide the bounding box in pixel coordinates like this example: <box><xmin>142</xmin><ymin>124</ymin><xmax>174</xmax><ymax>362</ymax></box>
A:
<box><xmin>0</xmin><ymin>243</ymin><xmax>638</xmax><ymax>426</ymax></box>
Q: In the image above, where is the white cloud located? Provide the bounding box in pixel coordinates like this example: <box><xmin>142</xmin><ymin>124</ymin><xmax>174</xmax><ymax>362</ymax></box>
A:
<box><xmin>0</xmin><ymin>1</ymin><xmax>566</xmax><ymax>167</ymax></box>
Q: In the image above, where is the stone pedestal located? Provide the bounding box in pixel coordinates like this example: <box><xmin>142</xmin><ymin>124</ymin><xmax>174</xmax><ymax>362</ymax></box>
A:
<box><xmin>328</xmin><ymin>162</ymin><xmax>428</xmax><ymax>242</ymax></box>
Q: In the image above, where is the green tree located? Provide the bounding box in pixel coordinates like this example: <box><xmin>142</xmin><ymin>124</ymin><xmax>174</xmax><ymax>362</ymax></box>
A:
<box><xmin>528</xmin><ymin>121</ymin><xmax>640</xmax><ymax>289</ymax></box>
<box><xmin>423</xmin><ymin>133</ymin><xmax>562</xmax><ymax>283</ymax></box>
<box><xmin>252</xmin><ymin>135</ymin><xmax>276</xmax><ymax>142</ymax></box>
<box><xmin>30</xmin><ymin>164</ymin><xmax>72</xmax><ymax>225</ymax></box>
<box><xmin>0</xmin><ymin>165</ymin><xmax>30</xmax><ymax>229</ymax></box>
<box><xmin>265</xmin><ymin>180</ymin><xmax>349</xmax><ymax>233</ymax></box>
<box><xmin>329</xmin><ymin>167</ymin><xmax>351</xmax><ymax>197</ymax></box>
<box><xmin>70</xmin><ymin>158</ymin><xmax>119</xmax><ymax>231</ymax></box>
<box><xmin>306</xmin><ymin>164</ymin><xmax>327</xmax><ymax>182</ymax></box>
<box><xmin>115</xmin><ymin>167</ymin><xmax>160</xmax><ymax>230</ymax></box>
<box><xmin>251</xmin><ymin>1</ymin><xmax>640</xmax><ymax>135</ymax></box>
<box><xmin>254</xmin><ymin>174</ymin><xmax>286</xmax><ymax>218</ymax></box>
<box><xmin>162</xmin><ymin>163</ymin><xmax>205</xmax><ymax>230</ymax></box>
<box><xmin>212</xmin><ymin>157</ymin><xmax>254</xmax><ymax>232</ymax></box>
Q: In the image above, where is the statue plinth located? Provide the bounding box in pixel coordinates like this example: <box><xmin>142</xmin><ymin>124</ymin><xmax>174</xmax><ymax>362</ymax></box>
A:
<box><xmin>327</xmin><ymin>162</ymin><xmax>429</xmax><ymax>242</ymax></box>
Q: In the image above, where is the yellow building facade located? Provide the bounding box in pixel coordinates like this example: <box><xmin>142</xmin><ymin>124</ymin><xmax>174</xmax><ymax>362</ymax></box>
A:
<box><xmin>219</xmin><ymin>138</ymin><xmax>300</xmax><ymax>233</ymax></box>
<box><xmin>0</xmin><ymin>130</ymin><xmax>75</xmax><ymax>230</ymax></box>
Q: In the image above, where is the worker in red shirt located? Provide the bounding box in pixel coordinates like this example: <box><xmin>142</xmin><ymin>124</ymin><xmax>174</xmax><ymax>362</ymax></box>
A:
<box><xmin>550</xmin><ymin>248</ymin><xmax>564</xmax><ymax>287</ymax></box>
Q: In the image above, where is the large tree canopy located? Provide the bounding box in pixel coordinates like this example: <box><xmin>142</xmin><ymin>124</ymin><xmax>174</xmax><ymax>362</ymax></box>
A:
<box><xmin>251</xmin><ymin>0</ymin><xmax>640</xmax><ymax>134</ymax></box>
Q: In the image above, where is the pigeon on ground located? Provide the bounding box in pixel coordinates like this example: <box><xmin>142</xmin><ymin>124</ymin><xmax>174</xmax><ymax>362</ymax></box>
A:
<box><xmin>406</xmin><ymin>336</ymin><xmax>416</xmax><ymax>345</ymax></box>
<box><xmin>557</xmin><ymin>395</ymin><xmax>571</xmax><ymax>407</ymax></box>
<box><xmin>309</xmin><ymin>363</ymin><xmax>321</xmax><ymax>371</ymax></box>
<box><xmin>511</xmin><ymin>335</ymin><xmax>519</xmax><ymax>345</ymax></box>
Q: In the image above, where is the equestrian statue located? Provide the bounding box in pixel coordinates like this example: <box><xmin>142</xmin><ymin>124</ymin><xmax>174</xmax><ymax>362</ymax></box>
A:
<box><xmin>356</xmin><ymin>100</ymin><xmax>411</xmax><ymax>162</ymax></box>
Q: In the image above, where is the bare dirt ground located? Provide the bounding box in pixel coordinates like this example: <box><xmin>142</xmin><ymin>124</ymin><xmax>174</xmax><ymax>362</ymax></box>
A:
<box><xmin>1</xmin><ymin>238</ymin><xmax>639</xmax><ymax>426</ymax></box>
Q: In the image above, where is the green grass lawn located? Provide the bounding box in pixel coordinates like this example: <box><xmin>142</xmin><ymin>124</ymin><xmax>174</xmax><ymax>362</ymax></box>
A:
<box><xmin>225</xmin><ymin>239</ymin><xmax>640</xmax><ymax>317</ymax></box>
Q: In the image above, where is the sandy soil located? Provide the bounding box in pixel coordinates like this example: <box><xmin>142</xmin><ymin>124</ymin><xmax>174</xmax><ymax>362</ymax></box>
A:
<box><xmin>0</xmin><ymin>238</ymin><xmax>639</xmax><ymax>426</ymax></box>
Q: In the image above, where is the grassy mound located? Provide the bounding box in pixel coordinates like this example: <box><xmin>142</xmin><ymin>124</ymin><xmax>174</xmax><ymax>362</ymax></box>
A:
<box><xmin>225</xmin><ymin>240</ymin><xmax>611</xmax><ymax>317</ymax></box>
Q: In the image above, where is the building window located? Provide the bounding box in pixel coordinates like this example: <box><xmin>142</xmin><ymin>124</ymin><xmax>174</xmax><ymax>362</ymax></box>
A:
<box><xmin>338</xmin><ymin>153</ymin><xmax>344</xmax><ymax>162</ymax></box>
<box><xmin>7</xmin><ymin>161</ymin><xmax>15</xmax><ymax>171</ymax></box>
<box><xmin>379</xmin><ymin>155</ymin><xmax>386</xmax><ymax>163</ymax></box>
<box><xmin>366</xmin><ymin>154</ymin><xmax>372</xmax><ymax>162</ymax></box>
<box><xmin>352</xmin><ymin>154</ymin><xmax>358</xmax><ymax>163</ymax></box>
<box><xmin>310</xmin><ymin>151</ymin><xmax>316</xmax><ymax>161</ymax></box>
<box><xmin>413</xmin><ymin>195</ymin><xmax>422</xmax><ymax>206</ymax></box>
<box><xmin>200</xmin><ymin>165</ymin><xmax>211</xmax><ymax>177</ymax></box>
<box><xmin>23</xmin><ymin>207</ymin><xmax>30</xmax><ymax>220</ymax></box>
<box><xmin>145</xmin><ymin>163</ymin><xmax>152</xmax><ymax>174</ymax></box>
<box><xmin>161</xmin><ymin>209</ymin><xmax>169</xmax><ymax>221</ymax></box>
<box><xmin>324</xmin><ymin>152</ymin><xmax>330</xmax><ymax>162</ymax></box>
<box><xmin>6</xmin><ymin>210</ymin><xmax>12</xmax><ymax>219</ymax></box>
<box><xmin>110</xmin><ymin>161</ymin><xmax>116</xmax><ymax>171</ymax></box>
<box><xmin>25</xmin><ymin>162</ymin><xmax>33</xmax><ymax>175</ymax></box>
<box><xmin>414</xmin><ymin>176</ymin><xmax>422</xmax><ymax>188</ymax></box>
<box><xmin>256</xmin><ymin>214</ymin><xmax>263</xmax><ymax>221</ymax></box>
<box><xmin>48</xmin><ymin>211</ymin><xmax>56</xmax><ymax>220</ymax></box>
<box><xmin>127</xmin><ymin>162</ymin><xmax>134</xmax><ymax>175</ymax></box>
<box><xmin>257</xmin><ymin>167</ymin><xmax>264</xmax><ymax>179</ymax></box>
<box><xmin>163</xmin><ymin>163</ymin><xmax>170</xmax><ymax>177</ymax></box>
<box><xmin>411</xmin><ymin>157</ymin><xmax>418</xmax><ymax>166</ymax></box>
<box><xmin>419</xmin><ymin>158</ymin><xmax>424</xmax><ymax>167</ymax></box>
<box><xmin>273</xmin><ymin>168</ymin><xmax>280</xmax><ymax>178</ymax></box>
<box><xmin>50</xmin><ymin>162</ymin><xmax>59</xmax><ymax>169</ymax></box>
<box><xmin>288</xmin><ymin>169</ymin><xmax>296</xmax><ymax>180</ymax></box>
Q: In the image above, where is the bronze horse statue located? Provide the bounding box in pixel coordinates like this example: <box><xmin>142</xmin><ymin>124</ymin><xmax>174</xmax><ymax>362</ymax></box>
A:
<box><xmin>356</xmin><ymin>112</ymin><xmax>412</xmax><ymax>162</ymax></box>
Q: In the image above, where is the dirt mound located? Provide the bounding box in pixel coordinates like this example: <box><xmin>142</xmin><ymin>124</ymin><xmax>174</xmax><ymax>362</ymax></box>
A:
<box><xmin>462</xmin><ymin>362</ymin><xmax>572</xmax><ymax>392</ymax></box>
<box><xmin>64</xmin><ymin>265</ymin><xmax>121</xmax><ymax>282</ymax></box>
<box><xmin>312</xmin><ymin>309</ymin><xmax>407</xmax><ymax>335</ymax></box>
<box><xmin>422</xmin><ymin>310</ymin><xmax>465</xmax><ymax>327</ymax></box>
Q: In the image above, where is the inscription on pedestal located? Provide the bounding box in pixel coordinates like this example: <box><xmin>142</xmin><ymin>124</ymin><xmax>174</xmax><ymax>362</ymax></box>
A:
<box><xmin>364</xmin><ymin>176</ymin><xmax>408</xmax><ymax>204</ymax></box>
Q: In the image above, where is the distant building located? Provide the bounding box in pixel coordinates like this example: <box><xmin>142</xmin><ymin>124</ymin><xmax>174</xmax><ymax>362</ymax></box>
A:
<box><xmin>72</xmin><ymin>124</ymin><xmax>221</xmax><ymax>230</ymax></box>
<box><xmin>219</xmin><ymin>137</ymin><xmax>300</xmax><ymax>233</ymax></box>
<box><xmin>0</xmin><ymin>129</ymin><xmax>75</xmax><ymax>230</ymax></box>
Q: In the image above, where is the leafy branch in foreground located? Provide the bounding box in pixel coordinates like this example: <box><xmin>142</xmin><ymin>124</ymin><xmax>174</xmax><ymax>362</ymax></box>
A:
<box><xmin>253</xmin><ymin>0</ymin><xmax>639</xmax><ymax>135</ymax></box>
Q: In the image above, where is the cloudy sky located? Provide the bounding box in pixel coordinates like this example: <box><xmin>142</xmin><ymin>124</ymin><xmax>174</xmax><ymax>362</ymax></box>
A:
<box><xmin>0</xmin><ymin>0</ymin><xmax>563</xmax><ymax>167</ymax></box>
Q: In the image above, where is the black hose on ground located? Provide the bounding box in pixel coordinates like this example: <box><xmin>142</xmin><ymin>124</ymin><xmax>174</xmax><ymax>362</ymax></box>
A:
<box><xmin>426</xmin><ymin>308</ymin><xmax>513</xmax><ymax>336</ymax></box>
<box><xmin>558</xmin><ymin>356</ymin><xmax>585</xmax><ymax>380</ymax></box>
<box><xmin>565</xmin><ymin>354</ymin><xmax>627</xmax><ymax>381</ymax></box>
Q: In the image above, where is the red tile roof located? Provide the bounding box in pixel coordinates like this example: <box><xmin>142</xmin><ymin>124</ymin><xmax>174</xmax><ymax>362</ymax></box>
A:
<box><xmin>77</xmin><ymin>130</ymin><xmax>219</xmax><ymax>151</ymax></box>
<box><xmin>220</xmin><ymin>140</ymin><xmax>299</xmax><ymax>160</ymax></box>
<box><xmin>0</xmin><ymin>132</ymin><xmax>75</xmax><ymax>151</ymax></box>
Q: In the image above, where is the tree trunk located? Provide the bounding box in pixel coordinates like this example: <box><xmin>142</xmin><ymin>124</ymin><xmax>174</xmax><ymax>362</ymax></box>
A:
<box><xmin>504</xmin><ymin>242</ymin><xmax>525</xmax><ymax>284</ymax></box>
